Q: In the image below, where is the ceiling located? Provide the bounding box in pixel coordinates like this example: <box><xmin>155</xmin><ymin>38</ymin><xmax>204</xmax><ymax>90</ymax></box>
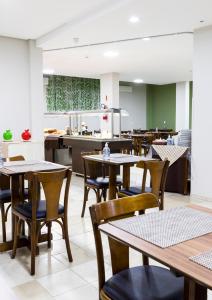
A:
<box><xmin>1</xmin><ymin>0</ymin><xmax>212</xmax><ymax>84</ymax></box>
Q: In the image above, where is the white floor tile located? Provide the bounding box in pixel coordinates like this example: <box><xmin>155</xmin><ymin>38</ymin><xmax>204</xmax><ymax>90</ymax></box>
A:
<box><xmin>37</xmin><ymin>269</ymin><xmax>87</xmax><ymax>296</ymax></box>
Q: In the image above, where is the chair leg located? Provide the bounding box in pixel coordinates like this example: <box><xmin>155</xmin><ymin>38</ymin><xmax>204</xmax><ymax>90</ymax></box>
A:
<box><xmin>47</xmin><ymin>221</ymin><xmax>52</xmax><ymax>249</ymax></box>
<box><xmin>30</xmin><ymin>221</ymin><xmax>36</xmax><ymax>275</ymax></box>
<box><xmin>96</xmin><ymin>189</ymin><xmax>101</xmax><ymax>203</ymax></box>
<box><xmin>159</xmin><ymin>195</ymin><xmax>164</xmax><ymax>210</ymax></box>
<box><xmin>62</xmin><ymin>216</ymin><xmax>73</xmax><ymax>262</ymax></box>
<box><xmin>0</xmin><ymin>204</ymin><xmax>6</xmax><ymax>242</ymax></box>
<box><xmin>102</xmin><ymin>188</ymin><xmax>107</xmax><ymax>201</ymax></box>
<box><xmin>81</xmin><ymin>186</ymin><xmax>89</xmax><ymax>218</ymax></box>
<box><xmin>11</xmin><ymin>216</ymin><xmax>21</xmax><ymax>259</ymax></box>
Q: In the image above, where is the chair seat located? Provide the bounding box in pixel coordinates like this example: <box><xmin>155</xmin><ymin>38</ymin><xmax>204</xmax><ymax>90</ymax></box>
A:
<box><xmin>119</xmin><ymin>186</ymin><xmax>151</xmax><ymax>196</ymax></box>
<box><xmin>87</xmin><ymin>177</ymin><xmax>122</xmax><ymax>188</ymax></box>
<box><xmin>0</xmin><ymin>189</ymin><xmax>12</xmax><ymax>203</ymax></box>
<box><xmin>14</xmin><ymin>200</ymin><xmax>64</xmax><ymax>219</ymax></box>
<box><xmin>103</xmin><ymin>266</ymin><xmax>184</xmax><ymax>300</ymax></box>
<box><xmin>0</xmin><ymin>188</ymin><xmax>29</xmax><ymax>204</ymax></box>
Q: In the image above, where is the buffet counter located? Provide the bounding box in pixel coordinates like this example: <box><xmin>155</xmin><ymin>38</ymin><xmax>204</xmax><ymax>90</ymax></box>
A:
<box><xmin>45</xmin><ymin>135</ymin><xmax>132</xmax><ymax>174</ymax></box>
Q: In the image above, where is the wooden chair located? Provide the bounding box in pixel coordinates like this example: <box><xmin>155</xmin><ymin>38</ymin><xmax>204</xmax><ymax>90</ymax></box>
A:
<box><xmin>118</xmin><ymin>160</ymin><xmax>169</xmax><ymax>210</ymax></box>
<box><xmin>141</xmin><ymin>134</ymin><xmax>154</xmax><ymax>156</ymax></box>
<box><xmin>11</xmin><ymin>169</ymin><xmax>73</xmax><ymax>275</ymax></box>
<box><xmin>0</xmin><ymin>155</ymin><xmax>27</xmax><ymax>242</ymax></box>
<box><xmin>81</xmin><ymin>152</ymin><xmax>122</xmax><ymax>217</ymax></box>
<box><xmin>89</xmin><ymin>194</ymin><xmax>184</xmax><ymax>300</ymax></box>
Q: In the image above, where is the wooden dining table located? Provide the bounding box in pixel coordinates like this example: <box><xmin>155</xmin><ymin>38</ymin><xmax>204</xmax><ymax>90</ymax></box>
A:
<box><xmin>0</xmin><ymin>160</ymin><xmax>66</xmax><ymax>252</ymax></box>
<box><xmin>99</xmin><ymin>204</ymin><xmax>212</xmax><ymax>300</ymax></box>
<box><xmin>83</xmin><ymin>153</ymin><xmax>155</xmax><ymax>200</ymax></box>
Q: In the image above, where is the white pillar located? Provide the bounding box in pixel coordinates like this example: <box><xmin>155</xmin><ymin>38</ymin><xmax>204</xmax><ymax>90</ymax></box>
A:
<box><xmin>28</xmin><ymin>40</ymin><xmax>44</xmax><ymax>158</ymax></box>
<box><xmin>176</xmin><ymin>82</ymin><xmax>190</xmax><ymax>131</ymax></box>
<box><xmin>192</xmin><ymin>26</ymin><xmax>212</xmax><ymax>199</ymax></box>
<box><xmin>100</xmin><ymin>73</ymin><xmax>120</xmax><ymax>137</ymax></box>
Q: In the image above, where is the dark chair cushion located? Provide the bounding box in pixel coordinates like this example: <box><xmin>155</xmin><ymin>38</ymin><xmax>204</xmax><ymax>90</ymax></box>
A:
<box><xmin>119</xmin><ymin>186</ymin><xmax>151</xmax><ymax>196</ymax></box>
<box><xmin>0</xmin><ymin>189</ymin><xmax>11</xmax><ymax>203</ymax></box>
<box><xmin>14</xmin><ymin>200</ymin><xmax>64</xmax><ymax>219</ymax></box>
<box><xmin>23</xmin><ymin>188</ymin><xmax>29</xmax><ymax>199</ymax></box>
<box><xmin>103</xmin><ymin>266</ymin><xmax>184</xmax><ymax>300</ymax></box>
<box><xmin>87</xmin><ymin>177</ymin><xmax>122</xmax><ymax>188</ymax></box>
<box><xmin>0</xmin><ymin>188</ymin><xmax>29</xmax><ymax>204</ymax></box>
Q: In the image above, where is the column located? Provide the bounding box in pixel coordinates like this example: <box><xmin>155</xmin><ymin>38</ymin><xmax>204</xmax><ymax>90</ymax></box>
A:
<box><xmin>192</xmin><ymin>26</ymin><xmax>212</xmax><ymax>199</ymax></box>
<box><xmin>28</xmin><ymin>40</ymin><xmax>44</xmax><ymax>159</ymax></box>
<box><xmin>176</xmin><ymin>82</ymin><xmax>190</xmax><ymax>131</ymax></box>
<box><xmin>100</xmin><ymin>73</ymin><xmax>120</xmax><ymax>137</ymax></box>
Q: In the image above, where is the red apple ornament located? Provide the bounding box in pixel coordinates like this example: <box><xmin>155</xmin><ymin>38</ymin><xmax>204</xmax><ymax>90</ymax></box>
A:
<box><xmin>21</xmin><ymin>129</ymin><xmax>31</xmax><ymax>141</ymax></box>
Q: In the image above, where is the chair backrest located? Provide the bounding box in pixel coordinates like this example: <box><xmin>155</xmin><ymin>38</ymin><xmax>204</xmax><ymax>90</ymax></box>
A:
<box><xmin>81</xmin><ymin>151</ymin><xmax>103</xmax><ymax>180</ymax></box>
<box><xmin>136</xmin><ymin>160</ymin><xmax>170</xmax><ymax>198</ymax></box>
<box><xmin>26</xmin><ymin>169</ymin><xmax>71</xmax><ymax>221</ymax></box>
<box><xmin>90</xmin><ymin>193</ymin><xmax>159</xmax><ymax>293</ymax></box>
<box><xmin>8</xmin><ymin>155</ymin><xmax>25</xmax><ymax>161</ymax></box>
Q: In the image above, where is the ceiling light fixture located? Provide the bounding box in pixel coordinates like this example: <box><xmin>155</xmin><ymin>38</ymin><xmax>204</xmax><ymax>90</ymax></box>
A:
<box><xmin>143</xmin><ymin>37</ymin><xmax>151</xmax><ymax>41</ymax></box>
<box><xmin>129</xmin><ymin>16</ymin><xmax>140</xmax><ymax>23</ymax></box>
<box><xmin>43</xmin><ymin>69</ymin><xmax>55</xmax><ymax>75</ymax></box>
<box><xmin>134</xmin><ymin>79</ymin><xmax>144</xmax><ymax>84</ymax></box>
<box><xmin>103</xmin><ymin>51</ymin><xmax>119</xmax><ymax>58</ymax></box>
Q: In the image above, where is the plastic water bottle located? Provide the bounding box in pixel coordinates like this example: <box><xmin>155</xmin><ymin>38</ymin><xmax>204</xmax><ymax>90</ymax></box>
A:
<box><xmin>103</xmin><ymin>142</ymin><xmax>110</xmax><ymax>159</ymax></box>
<box><xmin>0</xmin><ymin>145</ymin><xmax>4</xmax><ymax>168</ymax></box>
<box><xmin>166</xmin><ymin>135</ymin><xmax>173</xmax><ymax>145</ymax></box>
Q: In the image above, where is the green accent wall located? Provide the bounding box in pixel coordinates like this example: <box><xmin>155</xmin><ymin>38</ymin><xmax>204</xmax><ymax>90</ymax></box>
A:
<box><xmin>189</xmin><ymin>81</ymin><xmax>193</xmax><ymax>129</ymax></box>
<box><xmin>45</xmin><ymin>75</ymin><xmax>100</xmax><ymax>112</ymax></box>
<box><xmin>146</xmin><ymin>84</ymin><xmax>176</xmax><ymax>130</ymax></box>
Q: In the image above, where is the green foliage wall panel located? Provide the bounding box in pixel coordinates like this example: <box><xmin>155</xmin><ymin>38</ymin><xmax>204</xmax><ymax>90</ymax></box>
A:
<box><xmin>146</xmin><ymin>84</ymin><xmax>176</xmax><ymax>130</ymax></box>
<box><xmin>45</xmin><ymin>75</ymin><xmax>100</xmax><ymax>112</ymax></box>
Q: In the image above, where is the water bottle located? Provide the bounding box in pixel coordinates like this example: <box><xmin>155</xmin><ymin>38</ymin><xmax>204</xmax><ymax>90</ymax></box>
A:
<box><xmin>0</xmin><ymin>145</ymin><xmax>4</xmax><ymax>168</ymax></box>
<box><xmin>103</xmin><ymin>142</ymin><xmax>110</xmax><ymax>159</ymax></box>
<box><xmin>166</xmin><ymin>135</ymin><xmax>173</xmax><ymax>145</ymax></box>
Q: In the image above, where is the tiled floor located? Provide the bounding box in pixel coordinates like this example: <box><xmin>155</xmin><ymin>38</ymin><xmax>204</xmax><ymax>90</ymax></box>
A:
<box><xmin>0</xmin><ymin>168</ymin><xmax>212</xmax><ymax>300</ymax></box>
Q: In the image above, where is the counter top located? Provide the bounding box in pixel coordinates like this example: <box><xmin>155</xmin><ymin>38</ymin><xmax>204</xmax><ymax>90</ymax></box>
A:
<box><xmin>61</xmin><ymin>135</ymin><xmax>130</xmax><ymax>142</ymax></box>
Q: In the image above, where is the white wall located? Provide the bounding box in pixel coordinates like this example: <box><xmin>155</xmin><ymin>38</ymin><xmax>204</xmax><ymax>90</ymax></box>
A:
<box><xmin>0</xmin><ymin>36</ymin><xmax>44</xmax><ymax>158</ymax></box>
<box><xmin>0</xmin><ymin>37</ymin><xmax>30</xmax><ymax>140</ymax></box>
<box><xmin>192</xmin><ymin>26</ymin><xmax>212</xmax><ymax>199</ymax></box>
<box><xmin>120</xmin><ymin>84</ymin><xmax>146</xmax><ymax>131</ymax></box>
<box><xmin>176</xmin><ymin>82</ymin><xmax>190</xmax><ymax>131</ymax></box>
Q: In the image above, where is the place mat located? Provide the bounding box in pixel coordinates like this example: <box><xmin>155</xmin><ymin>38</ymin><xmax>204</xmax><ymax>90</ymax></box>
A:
<box><xmin>152</xmin><ymin>145</ymin><xmax>187</xmax><ymax>166</ymax></box>
<box><xmin>4</xmin><ymin>160</ymin><xmax>39</xmax><ymax>167</ymax></box>
<box><xmin>4</xmin><ymin>161</ymin><xmax>64</xmax><ymax>173</ymax></box>
<box><xmin>110</xmin><ymin>207</ymin><xmax>212</xmax><ymax>248</ymax></box>
<box><xmin>110</xmin><ymin>154</ymin><xmax>133</xmax><ymax>158</ymax></box>
<box><xmin>189</xmin><ymin>250</ymin><xmax>212</xmax><ymax>270</ymax></box>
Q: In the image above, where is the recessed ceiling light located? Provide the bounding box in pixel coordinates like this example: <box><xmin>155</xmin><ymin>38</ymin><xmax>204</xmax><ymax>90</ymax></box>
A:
<box><xmin>134</xmin><ymin>79</ymin><xmax>144</xmax><ymax>84</ymax></box>
<box><xmin>43</xmin><ymin>69</ymin><xmax>55</xmax><ymax>75</ymax></box>
<box><xmin>143</xmin><ymin>37</ymin><xmax>151</xmax><ymax>41</ymax></box>
<box><xmin>103</xmin><ymin>51</ymin><xmax>119</xmax><ymax>58</ymax></box>
<box><xmin>129</xmin><ymin>16</ymin><xmax>140</xmax><ymax>23</ymax></box>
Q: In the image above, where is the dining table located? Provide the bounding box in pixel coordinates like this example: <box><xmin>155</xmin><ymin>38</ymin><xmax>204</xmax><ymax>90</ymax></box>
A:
<box><xmin>99</xmin><ymin>204</ymin><xmax>212</xmax><ymax>300</ymax></box>
<box><xmin>0</xmin><ymin>160</ymin><xmax>66</xmax><ymax>252</ymax></box>
<box><xmin>83</xmin><ymin>153</ymin><xmax>155</xmax><ymax>200</ymax></box>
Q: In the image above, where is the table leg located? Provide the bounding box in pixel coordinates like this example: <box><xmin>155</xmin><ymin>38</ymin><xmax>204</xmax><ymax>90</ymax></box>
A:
<box><xmin>184</xmin><ymin>278</ymin><xmax>207</xmax><ymax>300</ymax></box>
<box><xmin>123</xmin><ymin>165</ymin><xmax>130</xmax><ymax>190</ymax></box>
<box><xmin>109</xmin><ymin>165</ymin><xmax>117</xmax><ymax>200</ymax></box>
<box><xmin>11</xmin><ymin>174</ymin><xmax>21</xmax><ymax>240</ymax></box>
